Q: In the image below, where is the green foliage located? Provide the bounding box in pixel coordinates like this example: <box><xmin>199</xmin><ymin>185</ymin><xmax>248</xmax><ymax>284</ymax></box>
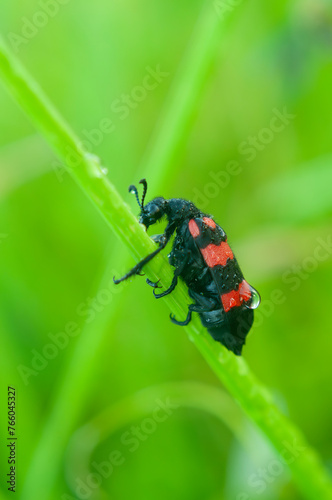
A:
<box><xmin>0</xmin><ymin>2</ymin><xmax>332</xmax><ymax>500</ymax></box>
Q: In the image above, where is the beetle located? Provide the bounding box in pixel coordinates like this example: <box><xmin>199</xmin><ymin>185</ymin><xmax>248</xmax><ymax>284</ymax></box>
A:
<box><xmin>113</xmin><ymin>179</ymin><xmax>260</xmax><ymax>355</ymax></box>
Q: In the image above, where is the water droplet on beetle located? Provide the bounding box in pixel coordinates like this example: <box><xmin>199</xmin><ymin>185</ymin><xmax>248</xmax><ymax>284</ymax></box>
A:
<box><xmin>245</xmin><ymin>285</ymin><xmax>261</xmax><ymax>310</ymax></box>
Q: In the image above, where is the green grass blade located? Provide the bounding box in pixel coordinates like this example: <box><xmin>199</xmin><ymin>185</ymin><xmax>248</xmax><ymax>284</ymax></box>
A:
<box><xmin>16</xmin><ymin>4</ymin><xmax>236</xmax><ymax>498</ymax></box>
<box><xmin>0</xmin><ymin>34</ymin><xmax>332</xmax><ymax>500</ymax></box>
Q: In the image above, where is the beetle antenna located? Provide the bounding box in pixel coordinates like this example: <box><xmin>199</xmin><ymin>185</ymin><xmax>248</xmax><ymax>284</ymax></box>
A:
<box><xmin>128</xmin><ymin>184</ymin><xmax>141</xmax><ymax>208</ymax></box>
<box><xmin>139</xmin><ymin>178</ymin><xmax>148</xmax><ymax>208</ymax></box>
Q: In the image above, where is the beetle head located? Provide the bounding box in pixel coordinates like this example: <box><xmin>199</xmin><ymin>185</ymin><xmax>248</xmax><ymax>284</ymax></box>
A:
<box><xmin>129</xmin><ymin>179</ymin><xmax>167</xmax><ymax>229</ymax></box>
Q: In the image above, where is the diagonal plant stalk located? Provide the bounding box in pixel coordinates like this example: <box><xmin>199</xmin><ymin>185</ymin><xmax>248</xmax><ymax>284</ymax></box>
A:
<box><xmin>18</xmin><ymin>4</ymin><xmax>237</xmax><ymax>499</ymax></box>
<box><xmin>1</xmin><ymin>37</ymin><xmax>332</xmax><ymax>500</ymax></box>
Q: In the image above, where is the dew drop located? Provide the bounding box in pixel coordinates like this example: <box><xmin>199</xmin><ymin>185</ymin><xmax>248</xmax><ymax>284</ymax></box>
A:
<box><xmin>85</xmin><ymin>152</ymin><xmax>101</xmax><ymax>165</ymax></box>
<box><xmin>245</xmin><ymin>285</ymin><xmax>261</xmax><ymax>310</ymax></box>
<box><xmin>84</xmin><ymin>153</ymin><xmax>107</xmax><ymax>178</ymax></box>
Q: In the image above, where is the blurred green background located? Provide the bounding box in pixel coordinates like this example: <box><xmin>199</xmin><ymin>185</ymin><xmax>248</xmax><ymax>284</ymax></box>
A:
<box><xmin>0</xmin><ymin>0</ymin><xmax>332</xmax><ymax>499</ymax></box>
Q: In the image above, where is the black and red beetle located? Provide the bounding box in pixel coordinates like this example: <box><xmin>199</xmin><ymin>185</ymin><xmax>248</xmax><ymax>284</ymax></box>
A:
<box><xmin>114</xmin><ymin>179</ymin><xmax>260</xmax><ymax>355</ymax></box>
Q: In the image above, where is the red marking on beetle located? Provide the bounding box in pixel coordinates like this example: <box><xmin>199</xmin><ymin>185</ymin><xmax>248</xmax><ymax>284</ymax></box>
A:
<box><xmin>203</xmin><ymin>217</ymin><xmax>216</xmax><ymax>229</ymax></box>
<box><xmin>200</xmin><ymin>242</ymin><xmax>234</xmax><ymax>268</ymax></box>
<box><xmin>239</xmin><ymin>280</ymin><xmax>251</xmax><ymax>302</ymax></box>
<box><xmin>221</xmin><ymin>290</ymin><xmax>241</xmax><ymax>312</ymax></box>
<box><xmin>221</xmin><ymin>280</ymin><xmax>252</xmax><ymax>312</ymax></box>
<box><xmin>189</xmin><ymin>219</ymin><xmax>200</xmax><ymax>238</ymax></box>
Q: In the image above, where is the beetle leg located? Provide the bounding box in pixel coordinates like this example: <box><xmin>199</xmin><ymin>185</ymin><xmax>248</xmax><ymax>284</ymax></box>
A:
<box><xmin>188</xmin><ymin>302</ymin><xmax>215</xmax><ymax>313</ymax></box>
<box><xmin>113</xmin><ymin>223</ymin><xmax>176</xmax><ymax>284</ymax></box>
<box><xmin>153</xmin><ymin>250</ymin><xmax>190</xmax><ymax>298</ymax></box>
<box><xmin>170</xmin><ymin>310</ymin><xmax>192</xmax><ymax>326</ymax></box>
<box><xmin>113</xmin><ymin>248</ymin><xmax>161</xmax><ymax>284</ymax></box>
<box><xmin>170</xmin><ymin>291</ymin><xmax>217</xmax><ymax>327</ymax></box>
<box><xmin>146</xmin><ymin>278</ymin><xmax>162</xmax><ymax>289</ymax></box>
<box><xmin>150</xmin><ymin>234</ymin><xmax>164</xmax><ymax>244</ymax></box>
<box><xmin>153</xmin><ymin>274</ymin><xmax>178</xmax><ymax>298</ymax></box>
<box><xmin>188</xmin><ymin>290</ymin><xmax>216</xmax><ymax>312</ymax></box>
